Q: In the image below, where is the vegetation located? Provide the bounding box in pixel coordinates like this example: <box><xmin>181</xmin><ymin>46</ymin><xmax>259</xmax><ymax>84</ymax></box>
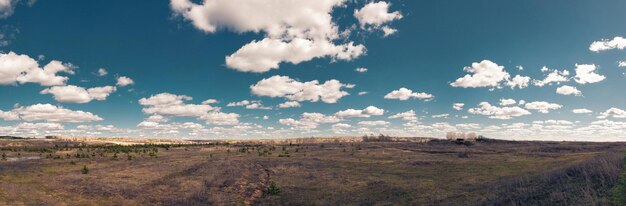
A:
<box><xmin>266</xmin><ymin>180</ymin><xmax>281</xmax><ymax>195</ymax></box>
<box><xmin>0</xmin><ymin>138</ymin><xmax>624</xmax><ymax>205</ymax></box>
<box><xmin>610</xmin><ymin>152</ymin><xmax>626</xmax><ymax>205</ymax></box>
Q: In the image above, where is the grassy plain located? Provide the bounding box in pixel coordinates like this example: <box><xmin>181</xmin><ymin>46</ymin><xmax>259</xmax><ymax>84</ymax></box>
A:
<box><xmin>0</xmin><ymin>138</ymin><xmax>625</xmax><ymax>205</ymax></box>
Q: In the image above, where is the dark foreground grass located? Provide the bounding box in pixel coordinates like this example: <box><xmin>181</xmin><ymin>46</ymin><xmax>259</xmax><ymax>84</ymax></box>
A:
<box><xmin>610</xmin><ymin>152</ymin><xmax>626</xmax><ymax>206</ymax></box>
<box><xmin>485</xmin><ymin>152</ymin><xmax>625</xmax><ymax>206</ymax></box>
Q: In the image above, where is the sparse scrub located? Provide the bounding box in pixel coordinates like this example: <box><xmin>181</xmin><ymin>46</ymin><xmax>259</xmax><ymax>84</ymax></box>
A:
<box><xmin>81</xmin><ymin>165</ymin><xmax>89</xmax><ymax>174</ymax></box>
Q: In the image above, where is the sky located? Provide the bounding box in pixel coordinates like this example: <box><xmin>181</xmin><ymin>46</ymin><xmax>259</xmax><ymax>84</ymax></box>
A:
<box><xmin>1</xmin><ymin>0</ymin><xmax>626</xmax><ymax>141</ymax></box>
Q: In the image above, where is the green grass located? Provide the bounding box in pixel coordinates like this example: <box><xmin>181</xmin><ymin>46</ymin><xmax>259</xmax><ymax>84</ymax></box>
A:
<box><xmin>610</xmin><ymin>152</ymin><xmax>626</xmax><ymax>206</ymax></box>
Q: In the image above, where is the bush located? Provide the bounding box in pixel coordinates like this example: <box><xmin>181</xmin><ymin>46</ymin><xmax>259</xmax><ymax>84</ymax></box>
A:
<box><xmin>457</xmin><ymin>152</ymin><xmax>470</xmax><ymax>158</ymax></box>
<box><xmin>81</xmin><ymin>165</ymin><xmax>89</xmax><ymax>174</ymax></box>
<box><xmin>266</xmin><ymin>180</ymin><xmax>281</xmax><ymax>195</ymax></box>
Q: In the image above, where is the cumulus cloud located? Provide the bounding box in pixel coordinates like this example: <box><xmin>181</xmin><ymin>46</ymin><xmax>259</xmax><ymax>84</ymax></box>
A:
<box><xmin>116</xmin><ymin>76</ymin><xmax>134</xmax><ymax>87</ymax></box>
<box><xmin>453</xmin><ymin>103</ymin><xmax>465</xmax><ymax>111</ymax></box>
<box><xmin>357</xmin><ymin>120</ymin><xmax>390</xmax><ymax>126</ymax></box>
<box><xmin>556</xmin><ymin>85</ymin><xmax>582</xmax><ymax>96</ymax></box>
<box><xmin>598</xmin><ymin>108</ymin><xmax>626</xmax><ymax>119</ymax></box>
<box><xmin>572</xmin><ymin>108</ymin><xmax>593</xmax><ymax>114</ymax></box>
<box><xmin>5</xmin><ymin>104</ymin><xmax>103</xmax><ymax>122</ymax></box>
<box><xmin>97</xmin><ymin>68</ymin><xmax>108</xmax><ymax>76</ymax></box>
<box><xmin>573</xmin><ymin>64</ymin><xmax>605</xmax><ymax>84</ymax></box>
<box><xmin>388</xmin><ymin>110</ymin><xmax>418</xmax><ymax>122</ymax></box>
<box><xmin>250</xmin><ymin>75</ymin><xmax>351</xmax><ymax>103</ymax></box>
<box><xmin>0</xmin><ymin>52</ymin><xmax>74</xmax><ymax>86</ymax></box>
<box><xmin>468</xmin><ymin>102</ymin><xmax>531</xmax><ymax>120</ymax></box>
<box><xmin>589</xmin><ymin>36</ymin><xmax>626</xmax><ymax>52</ymax></box>
<box><xmin>533</xmin><ymin>68</ymin><xmax>570</xmax><ymax>87</ymax></box>
<box><xmin>278</xmin><ymin>101</ymin><xmax>301</xmax><ymax>108</ymax></box>
<box><xmin>201</xmin><ymin>99</ymin><xmax>219</xmax><ymax>104</ymax></box>
<box><xmin>354</xmin><ymin>1</ymin><xmax>402</xmax><ymax>36</ymax></box>
<box><xmin>334</xmin><ymin>106</ymin><xmax>384</xmax><ymax>118</ymax></box>
<box><xmin>170</xmin><ymin>0</ymin><xmax>367</xmax><ymax>72</ymax></box>
<box><xmin>384</xmin><ymin>87</ymin><xmax>433</xmax><ymax>101</ymax></box>
<box><xmin>619</xmin><ymin>61</ymin><xmax>626</xmax><ymax>68</ymax></box>
<box><xmin>279</xmin><ymin>112</ymin><xmax>340</xmax><ymax>130</ymax></box>
<box><xmin>450</xmin><ymin>60</ymin><xmax>529</xmax><ymax>89</ymax></box>
<box><xmin>355</xmin><ymin>67</ymin><xmax>368</xmax><ymax>73</ymax></box>
<box><xmin>499</xmin><ymin>99</ymin><xmax>516</xmax><ymax>106</ymax></box>
<box><xmin>139</xmin><ymin>93</ymin><xmax>240</xmax><ymax>126</ymax></box>
<box><xmin>146</xmin><ymin>114</ymin><xmax>168</xmax><ymax>122</ymax></box>
<box><xmin>505</xmin><ymin>75</ymin><xmax>531</xmax><ymax>89</ymax></box>
<box><xmin>139</xmin><ymin>93</ymin><xmax>215</xmax><ymax>117</ymax></box>
<box><xmin>227</xmin><ymin>100</ymin><xmax>271</xmax><ymax>110</ymax></box>
<box><xmin>524</xmin><ymin>101</ymin><xmax>562</xmax><ymax>113</ymax></box>
<box><xmin>41</xmin><ymin>85</ymin><xmax>117</xmax><ymax>103</ymax></box>
<box><xmin>200</xmin><ymin>112</ymin><xmax>240</xmax><ymax>125</ymax></box>
<box><xmin>0</xmin><ymin>0</ymin><xmax>17</xmax><ymax>18</ymax></box>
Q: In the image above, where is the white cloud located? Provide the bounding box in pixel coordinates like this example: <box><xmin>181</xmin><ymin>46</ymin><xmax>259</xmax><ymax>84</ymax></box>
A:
<box><xmin>354</xmin><ymin>2</ymin><xmax>402</xmax><ymax>28</ymax></box>
<box><xmin>355</xmin><ymin>67</ymin><xmax>368</xmax><ymax>73</ymax></box>
<box><xmin>0</xmin><ymin>0</ymin><xmax>16</xmax><ymax>18</ymax></box>
<box><xmin>201</xmin><ymin>99</ymin><xmax>219</xmax><ymax>104</ymax></box>
<box><xmin>227</xmin><ymin>100</ymin><xmax>271</xmax><ymax>110</ymax></box>
<box><xmin>116</xmin><ymin>76</ymin><xmax>134</xmax><ymax>87</ymax></box>
<box><xmin>573</xmin><ymin>64</ymin><xmax>605</xmax><ymax>84</ymax></box>
<box><xmin>499</xmin><ymin>99</ymin><xmax>516</xmax><ymax>106</ymax></box>
<box><xmin>97</xmin><ymin>68</ymin><xmax>108</xmax><ymax>76</ymax></box>
<box><xmin>556</xmin><ymin>85</ymin><xmax>582</xmax><ymax>96</ymax></box>
<box><xmin>279</xmin><ymin>112</ymin><xmax>340</xmax><ymax>130</ymax></box>
<box><xmin>225</xmin><ymin>38</ymin><xmax>365</xmax><ymax>72</ymax></box>
<box><xmin>450</xmin><ymin>60</ymin><xmax>529</xmax><ymax>89</ymax></box>
<box><xmin>505</xmin><ymin>75</ymin><xmax>530</xmax><ymax>89</ymax></box>
<box><xmin>146</xmin><ymin>114</ymin><xmax>168</xmax><ymax>122</ymax></box>
<box><xmin>572</xmin><ymin>108</ymin><xmax>592</xmax><ymax>114</ymax></box>
<box><xmin>334</xmin><ymin>106</ymin><xmax>384</xmax><ymax>118</ymax></box>
<box><xmin>431</xmin><ymin>114</ymin><xmax>449</xmax><ymax>118</ymax></box>
<box><xmin>278</xmin><ymin>101</ymin><xmax>301</xmax><ymax>108</ymax></box>
<box><xmin>468</xmin><ymin>102</ymin><xmax>531</xmax><ymax>120</ymax></box>
<box><xmin>139</xmin><ymin>93</ymin><xmax>215</xmax><ymax>117</ymax></box>
<box><xmin>619</xmin><ymin>61</ymin><xmax>626</xmax><ymax>67</ymax></box>
<box><xmin>10</xmin><ymin>104</ymin><xmax>102</xmax><ymax>122</ymax></box>
<box><xmin>357</xmin><ymin>120</ymin><xmax>390</xmax><ymax>126</ymax></box>
<box><xmin>0</xmin><ymin>109</ymin><xmax>19</xmax><ymax>120</ymax></box>
<box><xmin>598</xmin><ymin>108</ymin><xmax>626</xmax><ymax>119</ymax></box>
<box><xmin>384</xmin><ymin>87</ymin><xmax>433</xmax><ymax>101</ymax></box>
<box><xmin>589</xmin><ymin>36</ymin><xmax>626</xmax><ymax>52</ymax></box>
<box><xmin>40</xmin><ymin>85</ymin><xmax>117</xmax><ymax>104</ymax></box>
<box><xmin>381</xmin><ymin>26</ymin><xmax>397</xmax><ymax>37</ymax></box>
<box><xmin>453</xmin><ymin>103</ymin><xmax>464</xmax><ymax>111</ymax></box>
<box><xmin>533</xmin><ymin>69</ymin><xmax>570</xmax><ymax>87</ymax></box>
<box><xmin>200</xmin><ymin>112</ymin><xmax>240</xmax><ymax>125</ymax></box>
<box><xmin>171</xmin><ymin>0</ymin><xmax>367</xmax><ymax>73</ymax></box>
<box><xmin>358</xmin><ymin>91</ymin><xmax>368</xmax><ymax>95</ymax></box>
<box><xmin>0</xmin><ymin>52</ymin><xmax>74</xmax><ymax>86</ymax></box>
<box><xmin>524</xmin><ymin>101</ymin><xmax>562</xmax><ymax>113</ymax></box>
<box><xmin>388</xmin><ymin>110</ymin><xmax>417</xmax><ymax>122</ymax></box>
<box><xmin>250</xmin><ymin>75</ymin><xmax>351</xmax><ymax>103</ymax></box>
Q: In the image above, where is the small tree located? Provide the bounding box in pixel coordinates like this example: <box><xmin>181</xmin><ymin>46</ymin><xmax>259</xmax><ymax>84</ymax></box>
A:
<box><xmin>266</xmin><ymin>180</ymin><xmax>281</xmax><ymax>195</ymax></box>
<box><xmin>81</xmin><ymin>165</ymin><xmax>89</xmax><ymax>174</ymax></box>
<box><xmin>1</xmin><ymin>152</ymin><xmax>6</xmax><ymax>160</ymax></box>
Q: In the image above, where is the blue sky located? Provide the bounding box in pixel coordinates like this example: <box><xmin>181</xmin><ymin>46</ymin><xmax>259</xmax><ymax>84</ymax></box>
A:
<box><xmin>1</xmin><ymin>0</ymin><xmax>625</xmax><ymax>140</ymax></box>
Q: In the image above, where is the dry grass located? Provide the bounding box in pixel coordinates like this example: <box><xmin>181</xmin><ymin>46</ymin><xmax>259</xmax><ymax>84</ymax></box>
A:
<box><xmin>0</xmin><ymin>138</ymin><xmax>624</xmax><ymax>205</ymax></box>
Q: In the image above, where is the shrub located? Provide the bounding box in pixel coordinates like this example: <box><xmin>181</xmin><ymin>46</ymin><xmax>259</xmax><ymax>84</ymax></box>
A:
<box><xmin>1</xmin><ymin>152</ymin><xmax>6</xmax><ymax>160</ymax></box>
<box><xmin>266</xmin><ymin>180</ymin><xmax>281</xmax><ymax>195</ymax></box>
<box><xmin>81</xmin><ymin>165</ymin><xmax>89</xmax><ymax>174</ymax></box>
<box><xmin>457</xmin><ymin>152</ymin><xmax>470</xmax><ymax>158</ymax></box>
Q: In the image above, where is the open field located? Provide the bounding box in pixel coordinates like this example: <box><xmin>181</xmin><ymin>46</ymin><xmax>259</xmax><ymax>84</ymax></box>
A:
<box><xmin>1</xmin><ymin>137</ymin><xmax>625</xmax><ymax>205</ymax></box>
